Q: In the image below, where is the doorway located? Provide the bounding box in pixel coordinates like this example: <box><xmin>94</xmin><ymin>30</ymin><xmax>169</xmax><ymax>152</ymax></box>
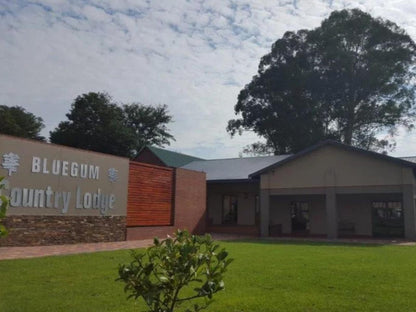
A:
<box><xmin>290</xmin><ymin>201</ymin><xmax>310</xmax><ymax>234</ymax></box>
<box><xmin>222</xmin><ymin>195</ymin><xmax>238</xmax><ymax>224</ymax></box>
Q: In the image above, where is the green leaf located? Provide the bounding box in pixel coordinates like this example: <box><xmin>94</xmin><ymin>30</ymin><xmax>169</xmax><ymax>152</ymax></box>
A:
<box><xmin>0</xmin><ymin>224</ymin><xmax>8</xmax><ymax>237</ymax></box>
<box><xmin>216</xmin><ymin>250</ymin><xmax>228</xmax><ymax>261</ymax></box>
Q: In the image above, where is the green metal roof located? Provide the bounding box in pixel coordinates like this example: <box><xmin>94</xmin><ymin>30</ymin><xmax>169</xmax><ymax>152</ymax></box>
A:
<box><xmin>147</xmin><ymin>146</ymin><xmax>204</xmax><ymax>167</ymax></box>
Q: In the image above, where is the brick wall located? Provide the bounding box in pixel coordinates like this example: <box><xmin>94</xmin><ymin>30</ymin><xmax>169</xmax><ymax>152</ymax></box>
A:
<box><xmin>127</xmin><ymin>168</ymin><xmax>206</xmax><ymax>240</ymax></box>
<box><xmin>174</xmin><ymin>168</ymin><xmax>206</xmax><ymax>234</ymax></box>
<box><xmin>0</xmin><ymin>216</ymin><xmax>126</xmax><ymax>246</ymax></box>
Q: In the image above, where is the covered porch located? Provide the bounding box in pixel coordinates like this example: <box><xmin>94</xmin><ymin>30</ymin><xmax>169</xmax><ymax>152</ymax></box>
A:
<box><xmin>261</xmin><ymin>186</ymin><xmax>413</xmax><ymax>239</ymax></box>
<box><xmin>206</xmin><ymin>182</ymin><xmax>260</xmax><ymax>236</ymax></box>
<box><xmin>254</xmin><ymin>142</ymin><xmax>416</xmax><ymax>240</ymax></box>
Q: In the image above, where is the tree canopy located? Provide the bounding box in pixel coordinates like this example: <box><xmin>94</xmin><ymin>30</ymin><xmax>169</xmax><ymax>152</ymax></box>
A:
<box><xmin>0</xmin><ymin>105</ymin><xmax>45</xmax><ymax>141</ymax></box>
<box><xmin>50</xmin><ymin>92</ymin><xmax>174</xmax><ymax>158</ymax></box>
<box><xmin>123</xmin><ymin>103</ymin><xmax>175</xmax><ymax>157</ymax></box>
<box><xmin>227</xmin><ymin>9</ymin><xmax>416</xmax><ymax>155</ymax></box>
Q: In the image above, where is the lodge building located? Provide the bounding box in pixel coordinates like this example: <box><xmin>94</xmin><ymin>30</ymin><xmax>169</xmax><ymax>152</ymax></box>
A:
<box><xmin>1</xmin><ymin>135</ymin><xmax>416</xmax><ymax>246</ymax></box>
<box><xmin>140</xmin><ymin>142</ymin><xmax>416</xmax><ymax>240</ymax></box>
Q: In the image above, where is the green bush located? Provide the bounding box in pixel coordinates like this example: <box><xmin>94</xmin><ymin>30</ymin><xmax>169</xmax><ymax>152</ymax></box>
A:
<box><xmin>0</xmin><ymin>176</ymin><xmax>9</xmax><ymax>237</ymax></box>
<box><xmin>117</xmin><ymin>229</ymin><xmax>232</xmax><ymax>312</ymax></box>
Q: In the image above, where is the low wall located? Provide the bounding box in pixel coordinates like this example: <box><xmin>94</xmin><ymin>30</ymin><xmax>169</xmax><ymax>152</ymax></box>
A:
<box><xmin>0</xmin><ymin>216</ymin><xmax>126</xmax><ymax>246</ymax></box>
<box><xmin>127</xmin><ymin>168</ymin><xmax>206</xmax><ymax>240</ymax></box>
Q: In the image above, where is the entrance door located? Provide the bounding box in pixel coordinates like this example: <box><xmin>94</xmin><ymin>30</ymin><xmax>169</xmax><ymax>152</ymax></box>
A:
<box><xmin>372</xmin><ymin>201</ymin><xmax>404</xmax><ymax>238</ymax></box>
<box><xmin>222</xmin><ymin>195</ymin><xmax>238</xmax><ymax>224</ymax></box>
<box><xmin>290</xmin><ymin>201</ymin><xmax>310</xmax><ymax>234</ymax></box>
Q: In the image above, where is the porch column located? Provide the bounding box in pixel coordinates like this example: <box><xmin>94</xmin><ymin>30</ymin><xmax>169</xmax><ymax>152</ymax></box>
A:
<box><xmin>325</xmin><ymin>187</ymin><xmax>338</xmax><ymax>239</ymax></box>
<box><xmin>403</xmin><ymin>185</ymin><xmax>416</xmax><ymax>240</ymax></box>
<box><xmin>260</xmin><ymin>189</ymin><xmax>270</xmax><ymax>237</ymax></box>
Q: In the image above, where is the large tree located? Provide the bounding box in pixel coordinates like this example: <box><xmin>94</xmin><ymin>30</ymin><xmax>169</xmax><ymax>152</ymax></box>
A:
<box><xmin>50</xmin><ymin>92</ymin><xmax>174</xmax><ymax>158</ymax></box>
<box><xmin>0</xmin><ymin>105</ymin><xmax>45</xmax><ymax>141</ymax></box>
<box><xmin>123</xmin><ymin>103</ymin><xmax>175</xmax><ymax>158</ymax></box>
<box><xmin>227</xmin><ymin>9</ymin><xmax>416</xmax><ymax>155</ymax></box>
<box><xmin>50</xmin><ymin>92</ymin><xmax>132</xmax><ymax>156</ymax></box>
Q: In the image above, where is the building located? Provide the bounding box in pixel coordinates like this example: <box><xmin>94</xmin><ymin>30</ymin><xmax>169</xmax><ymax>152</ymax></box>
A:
<box><xmin>180</xmin><ymin>140</ymin><xmax>416</xmax><ymax>240</ymax></box>
<box><xmin>3</xmin><ymin>135</ymin><xmax>416</xmax><ymax>246</ymax></box>
<box><xmin>182</xmin><ymin>155</ymin><xmax>290</xmax><ymax>236</ymax></box>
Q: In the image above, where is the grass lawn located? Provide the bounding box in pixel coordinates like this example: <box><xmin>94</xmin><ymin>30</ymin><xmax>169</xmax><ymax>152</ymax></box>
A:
<box><xmin>1</xmin><ymin>240</ymin><xmax>416</xmax><ymax>312</ymax></box>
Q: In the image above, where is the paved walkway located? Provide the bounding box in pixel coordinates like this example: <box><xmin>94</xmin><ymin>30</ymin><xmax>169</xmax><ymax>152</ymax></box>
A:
<box><xmin>0</xmin><ymin>239</ymin><xmax>155</xmax><ymax>260</ymax></box>
<box><xmin>0</xmin><ymin>235</ymin><xmax>414</xmax><ymax>261</ymax></box>
<box><xmin>0</xmin><ymin>234</ymin><xmax>249</xmax><ymax>260</ymax></box>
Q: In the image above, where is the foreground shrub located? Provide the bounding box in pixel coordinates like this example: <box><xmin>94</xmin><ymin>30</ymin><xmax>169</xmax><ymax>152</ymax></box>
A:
<box><xmin>117</xmin><ymin>229</ymin><xmax>232</xmax><ymax>312</ymax></box>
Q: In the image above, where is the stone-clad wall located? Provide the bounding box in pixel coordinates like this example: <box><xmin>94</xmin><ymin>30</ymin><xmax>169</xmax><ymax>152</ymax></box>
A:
<box><xmin>0</xmin><ymin>216</ymin><xmax>126</xmax><ymax>246</ymax></box>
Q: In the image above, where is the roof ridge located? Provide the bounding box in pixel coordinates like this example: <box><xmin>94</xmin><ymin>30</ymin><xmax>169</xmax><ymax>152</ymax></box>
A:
<box><xmin>148</xmin><ymin>146</ymin><xmax>204</xmax><ymax>160</ymax></box>
<box><xmin>192</xmin><ymin>154</ymin><xmax>292</xmax><ymax>162</ymax></box>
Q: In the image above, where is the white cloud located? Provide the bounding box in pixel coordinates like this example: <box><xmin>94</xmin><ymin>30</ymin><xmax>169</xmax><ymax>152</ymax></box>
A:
<box><xmin>1</xmin><ymin>0</ymin><xmax>416</xmax><ymax>159</ymax></box>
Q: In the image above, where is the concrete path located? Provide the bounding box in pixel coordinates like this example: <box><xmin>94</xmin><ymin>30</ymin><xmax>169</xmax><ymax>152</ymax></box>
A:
<box><xmin>0</xmin><ymin>234</ymin><xmax>414</xmax><ymax>261</ymax></box>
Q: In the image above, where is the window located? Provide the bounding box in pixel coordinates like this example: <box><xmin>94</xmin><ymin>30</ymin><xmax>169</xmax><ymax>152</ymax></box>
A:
<box><xmin>222</xmin><ymin>195</ymin><xmax>238</xmax><ymax>224</ymax></box>
<box><xmin>372</xmin><ymin>201</ymin><xmax>402</xmax><ymax>220</ymax></box>
<box><xmin>372</xmin><ymin>201</ymin><xmax>404</xmax><ymax>238</ymax></box>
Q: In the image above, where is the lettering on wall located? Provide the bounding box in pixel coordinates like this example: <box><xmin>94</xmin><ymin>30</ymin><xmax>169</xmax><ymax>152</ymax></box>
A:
<box><xmin>31</xmin><ymin>157</ymin><xmax>100</xmax><ymax>179</ymax></box>
<box><xmin>2</xmin><ymin>152</ymin><xmax>20</xmax><ymax>176</ymax></box>
<box><xmin>1</xmin><ymin>153</ymin><xmax>120</xmax><ymax>216</ymax></box>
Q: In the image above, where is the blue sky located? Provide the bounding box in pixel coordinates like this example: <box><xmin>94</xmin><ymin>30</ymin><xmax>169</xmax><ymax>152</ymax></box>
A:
<box><xmin>1</xmin><ymin>0</ymin><xmax>416</xmax><ymax>159</ymax></box>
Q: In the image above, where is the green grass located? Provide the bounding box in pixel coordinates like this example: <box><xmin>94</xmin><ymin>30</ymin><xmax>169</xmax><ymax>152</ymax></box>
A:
<box><xmin>1</xmin><ymin>240</ymin><xmax>416</xmax><ymax>311</ymax></box>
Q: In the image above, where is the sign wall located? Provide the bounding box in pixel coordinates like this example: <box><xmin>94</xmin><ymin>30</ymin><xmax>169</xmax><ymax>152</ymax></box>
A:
<box><xmin>0</xmin><ymin>135</ymin><xmax>129</xmax><ymax>216</ymax></box>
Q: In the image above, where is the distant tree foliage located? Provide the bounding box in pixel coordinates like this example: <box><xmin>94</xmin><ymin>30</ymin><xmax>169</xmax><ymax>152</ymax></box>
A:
<box><xmin>123</xmin><ymin>103</ymin><xmax>175</xmax><ymax>158</ymax></box>
<box><xmin>50</xmin><ymin>92</ymin><xmax>132</xmax><ymax>156</ymax></box>
<box><xmin>0</xmin><ymin>105</ymin><xmax>45</xmax><ymax>141</ymax></box>
<box><xmin>227</xmin><ymin>9</ymin><xmax>416</xmax><ymax>155</ymax></box>
<box><xmin>50</xmin><ymin>92</ymin><xmax>174</xmax><ymax>158</ymax></box>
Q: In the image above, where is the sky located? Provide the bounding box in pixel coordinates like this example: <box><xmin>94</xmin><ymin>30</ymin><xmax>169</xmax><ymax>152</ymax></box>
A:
<box><xmin>1</xmin><ymin>0</ymin><xmax>416</xmax><ymax>159</ymax></box>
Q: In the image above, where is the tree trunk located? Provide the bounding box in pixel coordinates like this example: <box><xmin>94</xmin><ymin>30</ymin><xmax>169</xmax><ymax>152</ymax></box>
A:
<box><xmin>344</xmin><ymin>125</ymin><xmax>353</xmax><ymax>145</ymax></box>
